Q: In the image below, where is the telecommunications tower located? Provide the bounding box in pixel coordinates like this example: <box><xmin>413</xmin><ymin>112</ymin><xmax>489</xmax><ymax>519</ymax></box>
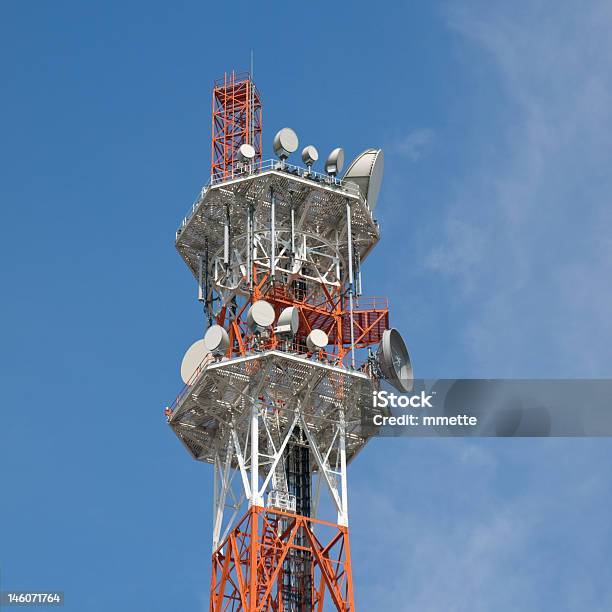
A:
<box><xmin>166</xmin><ymin>70</ymin><xmax>413</xmax><ymax>611</ymax></box>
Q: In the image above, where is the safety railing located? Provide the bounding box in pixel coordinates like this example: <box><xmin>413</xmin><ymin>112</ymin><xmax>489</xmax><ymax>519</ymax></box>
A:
<box><xmin>352</xmin><ymin>296</ymin><xmax>389</xmax><ymax>312</ymax></box>
<box><xmin>177</xmin><ymin>159</ymin><xmax>364</xmax><ymax>234</ymax></box>
<box><xmin>267</xmin><ymin>490</ymin><xmax>297</xmax><ymax>512</ymax></box>
<box><xmin>210</xmin><ymin>159</ymin><xmax>361</xmax><ymax>194</ymax></box>
<box><xmin>166</xmin><ymin>339</ymin><xmax>344</xmax><ymax>415</ymax></box>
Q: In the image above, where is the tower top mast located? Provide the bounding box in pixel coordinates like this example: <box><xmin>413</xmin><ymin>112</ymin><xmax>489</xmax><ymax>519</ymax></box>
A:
<box><xmin>211</xmin><ymin>70</ymin><xmax>262</xmax><ymax>183</ymax></box>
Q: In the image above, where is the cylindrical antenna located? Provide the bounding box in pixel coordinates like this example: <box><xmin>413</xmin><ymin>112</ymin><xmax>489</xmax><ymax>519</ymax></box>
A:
<box><xmin>247</xmin><ymin>202</ymin><xmax>253</xmax><ymax>289</ymax></box>
<box><xmin>270</xmin><ymin>186</ymin><xmax>276</xmax><ymax>278</ymax></box>
<box><xmin>204</xmin><ymin>239</ymin><xmax>212</xmax><ymax>325</ymax></box>
<box><xmin>356</xmin><ymin>250</ymin><xmax>362</xmax><ymax>296</ymax></box>
<box><xmin>335</xmin><ymin>230</ymin><xmax>341</xmax><ymax>281</ymax></box>
<box><xmin>223</xmin><ymin>206</ymin><xmax>230</xmax><ymax>266</ymax></box>
<box><xmin>250</xmin><ymin>203</ymin><xmax>256</xmax><ymax>290</ymax></box>
<box><xmin>346</xmin><ymin>200</ymin><xmax>355</xmax><ymax>368</ymax></box>
<box><xmin>198</xmin><ymin>254</ymin><xmax>204</xmax><ymax>302</ymax></box>
<box><xmin>290</xmin><ymin>202</ymin><xmax>296</xmax><ymax>258</ymax></box>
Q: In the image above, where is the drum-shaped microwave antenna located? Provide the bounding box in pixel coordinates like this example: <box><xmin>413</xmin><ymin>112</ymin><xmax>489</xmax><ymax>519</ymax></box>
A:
<box><xmin>247</xmin><ymin>300</ymin><xmax>276</xmax><ymax>331</ymax></box>
<box><xmin>342</xmin><ymin>148</ymin><xmax>384</xmax><ymax>210</ymax></box>
<box><xmin>238</xmin><ymin>143</ymin><xmax>256</xmax><ymax>163</ymax></box>
<box><xmin>377</xmin><ymin>328</ymin><xmax>413</xmax><ymax>392</ymax></box>
<box><xmin>273</xmin><ymin>128</ymin><xmax>299</xmax><ymax>160</ymax></box>
<box><xmin>180</xmin><ymin>338</ymin><xmax>210</xmax><ymax>384</ymax></box>
<box><xmin>301</xmin><ymin>145</ymin><xmax>319</xmax><ymax>168</ymax></box>
<box><xmin>204</xmin><ymin>325</ymin><xmax>230</xmax><ymax>356</ymax></box>
<box><xmin>325</xmin><ymin>148</ymin><xmax>344</xmax><ymax>176</ymax></box>
<box><xmin>306</xmin><ymin>329</ymin><xmax>329</xmax><ymax>351</ymax></box>
<box><xmin>276</xmin><ymin>306</ymin><xmax>300</xmax><ymax>336</ymax></box>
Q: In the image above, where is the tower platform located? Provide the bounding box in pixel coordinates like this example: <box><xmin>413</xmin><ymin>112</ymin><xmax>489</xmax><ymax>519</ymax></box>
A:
<box><xmin>168</xmin><ymin>349</ymin><xmax>381</xmax><ymax>468</ymax></box>
<box><xmin>175</xmin><ymin>160</ymin><xmax>380</xmax><ymax>299</ymax></box>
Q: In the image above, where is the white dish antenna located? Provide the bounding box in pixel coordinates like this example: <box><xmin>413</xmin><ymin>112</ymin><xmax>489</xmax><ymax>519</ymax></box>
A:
<box><xmin>180</xmin><ymin>338</ymin><xmax>210</xmax><ymax>384</ymax></box>
<box><xmin>204</xmin><ymin>325</ymin><xmax>230</xmax><ymax>356</ymax></box>
<box><xmin>377</xmin><ymin>328</ymin><xmax>413</xmax><ymax>392</ymax></box>
<box><xmin>276</xmin><ymin>306</ymin><xmax>300</xmax><ymax>336</ymax></box>
<box><xmin>301</xmin><ymin>145</ymin><xmax>318</xmax><ymax>172</ymax></box>
<box><xmin>325</xmin><ymin>148</ymin><xmax>344</xmax><ymax>176</ymax></box>
<box><xmin>238</xmin><ymin>143</ymin><xmax>256</xmax><ymax>163</ymax></box>
<box><xmin>247</xmin><ymin>300</ymin><xmax>276</xmax><ymax>331</ymax></box>
<box><xmin>342</xmin><ymin>148</ymin><xmax>384</xmax><ymax>210</ymax></box>
<box><xmin>273</xmin><ymin>128</ymin><xmax>299</xmax><ymax>160</ymax></box>
<box><xmin>306</xmin><ymin>328</ymin><xmax>328</xmax><ymax>351</ymax></box>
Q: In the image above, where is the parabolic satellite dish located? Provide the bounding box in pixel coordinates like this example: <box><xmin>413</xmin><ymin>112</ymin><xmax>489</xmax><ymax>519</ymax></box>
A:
<box><xmin>238</xmin><ymin>143</ymin><xmax>256</xmax><ymax>163</ymax></box>
<box><xmin>306</xmin><ymin>328</ymin><xmax>328</xmax><ymax>351</ymax></box>
<box><xmin>377</xmin><ymin>328</ymin><xmax>413</xmax><ymax>393</ymax></box>
<box><xmin>180</xmin><ymin>338</ymin><xmax>210</xmax><ymax>384</ymax></box>
<box><xmin>301</xmin><ymin>145</ymin><xmax>319</xmax><ymax>167</ymax></box>
<box><xmin>276</xmin><ymin>306</ymin><xmax>300</xmax><ymax>336</ymax></box>
<box><xmin>204</xmin><ymin>325</ymin><xmax>230</xmax><ymax>355</ymax></box>
<box><xmin>273</xmin><ymin>128</ymin><xmax>299</xmax><ymax>160</ymax></box>
<box><xmin>325</xmin><ymin>148</ymin><xmax>344</xmax><ymax>176</ymax></box>
<box><xmin>342</xmin><ymin>148</ymin><xmax>384</xmax><ymax>211</ymax></box>
<box><xmin>247</xmin><ymin>300</ymin><xmax>276</xmax><ymax>331</ymax></box>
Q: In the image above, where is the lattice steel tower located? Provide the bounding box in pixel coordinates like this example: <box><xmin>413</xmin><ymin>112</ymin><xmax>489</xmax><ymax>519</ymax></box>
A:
<box><xmin>166</xmin><ymin>71</ymin><xmax>412</xmax><ymax>611</ymax></box>
<box><xmin>211</xmin><ymin>71</ymin><xmax>262</xmax><ymax>183</ymax></box>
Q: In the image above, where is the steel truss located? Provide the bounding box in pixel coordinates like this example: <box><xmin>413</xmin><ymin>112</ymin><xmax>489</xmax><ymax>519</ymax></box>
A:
<box><xmin>175</xmin><ymin>169</ymin><xmax>387</xmax><ymax>366</ymax></box>
<box><xmin>212</xmin><ymin>72</ymin><xmax>262</xmax><ymax>183</ymax></box>
<box><xmin>170</xmin><ymin>131</ymin><xmax>392</xmax><ymax>610</ymax></box>
<box><xmin>176</xmin><ymin>167</ymin><xmax>378</xmax><ymax>297</ymax></box>
<box><xmin>169</xmin><ymin>352</ymin><xmax>382</xmax><ymax>539</ymax></box>
<box><xmin>210</xmin><ymin>506</ymin><xmax>354</xmax><ymax>612</ymax></box>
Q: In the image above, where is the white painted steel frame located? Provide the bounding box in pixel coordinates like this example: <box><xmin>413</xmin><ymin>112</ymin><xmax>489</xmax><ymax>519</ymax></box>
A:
<box><xmin>170</xmin><ymin>350</ymin><xmax>381</xmax><ymax>547</ymax></box>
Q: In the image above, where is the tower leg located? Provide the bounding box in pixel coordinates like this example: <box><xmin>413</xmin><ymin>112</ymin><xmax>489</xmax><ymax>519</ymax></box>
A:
<box><xmin>210</xmin><ymin>507</ymin><xmax>355</xmax><ymax>611</ymax></box>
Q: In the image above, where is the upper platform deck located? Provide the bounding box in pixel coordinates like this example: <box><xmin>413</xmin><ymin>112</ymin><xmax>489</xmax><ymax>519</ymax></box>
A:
<box><xmin>175</xmin><ymin>159</ymin><xmax>381</xmax><ymax>284</ymax></box>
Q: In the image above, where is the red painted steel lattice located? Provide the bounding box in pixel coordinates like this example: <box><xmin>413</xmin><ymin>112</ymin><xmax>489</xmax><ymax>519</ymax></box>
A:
<box><xmin>211</xmin><ymin>71</ymin><xmax>262</xmax><ymax>181</ymax></box>
<box><xmin>211</xmin><ymin>506</ymin><xmax>355</xmax><ymax>611</ymax></box>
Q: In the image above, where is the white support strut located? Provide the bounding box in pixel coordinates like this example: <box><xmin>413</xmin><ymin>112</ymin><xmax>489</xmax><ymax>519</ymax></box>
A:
<box><xmin>299</xmin><ymin>414</ymin><xmax>344</xmax><ymax>516</ymax></box>
<box><xmin>250</xmin><ymin>399</ymin><xmax>262</xmax><ymax>506</ymax></box>
<box><xmin>212</xmin><ymin>440</ymin><xmax>234</xmax><ymax>550</ymax></box>
<box><xmin>338</xmin><ymin>409</ymin><xmax>349</xmax><ymax>526</ymax></box>
<box><xmin>231</xmin><ymin>429</ymin><xmax>251</xmax><ymax>501</ymax></box>
<box><xmin>346</xmin><ymin>200</ymin><xmax>356</xmax><ymax>368</ymax></box>
<box><xmin>258</xmin><ymin>409</ymin><xmax>300</xmax><ymax>498</ymax></box>
<box><xmin>270</xmin><ymin>186</ymin><xmax>276</xmax><ymax>278</ymax></box>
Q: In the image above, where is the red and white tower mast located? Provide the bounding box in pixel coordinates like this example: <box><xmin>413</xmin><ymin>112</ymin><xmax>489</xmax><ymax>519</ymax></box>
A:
<box><xmin>166</xmin><ymin>71</ymin><xmax>412</xmax><ymax>611</ymax></box>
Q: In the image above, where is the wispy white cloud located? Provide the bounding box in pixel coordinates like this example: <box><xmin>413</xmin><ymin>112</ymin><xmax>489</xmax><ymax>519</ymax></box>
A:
<box><xmin>353</xmin><ymin>439</ymin><xmax>612</xmax><ymax>611</ymax></box>
<box><xmin>424</xmin><ymin>1</ymin><xmax>612</xmax><ymax>376</ymax></box>
<box><xmin>425</xmin><ymin>217</ymin><xmax>487</xmax><ymax>295</ymax></box>
<box><xmin>355</xmin><ymin>4</ymin><xmax>612</xmax><ymax>610</ymax></box>
<box><xmin>395</xmin><ymin>128</ymin><xmax>436</xmax><ymax>162</ymax></box>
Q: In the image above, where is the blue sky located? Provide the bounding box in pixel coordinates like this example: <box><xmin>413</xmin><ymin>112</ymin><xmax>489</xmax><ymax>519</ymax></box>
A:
<box><xmin>1</xmin><ymin>1</ymin><xmax>612</xmax><ymax>610</ymax></box>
